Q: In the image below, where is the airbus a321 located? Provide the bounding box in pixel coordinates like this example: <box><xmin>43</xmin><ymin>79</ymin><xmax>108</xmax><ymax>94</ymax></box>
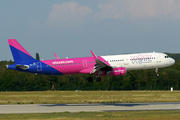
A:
<box><xmin>6</xmin><ymin>39</ymin><xmax>175</xmax><ymax>82</ymax></box>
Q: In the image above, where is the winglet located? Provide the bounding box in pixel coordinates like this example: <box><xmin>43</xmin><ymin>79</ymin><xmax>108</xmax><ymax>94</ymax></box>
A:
<box><xmin>54</xmin><ymin>53</ymin><xmax>59</xmax><ymax>59</ymax></box>
<box><xmin>90</xmin><ymin>50</ymin><xmax>98</xmax><ymax>60</ymax></box>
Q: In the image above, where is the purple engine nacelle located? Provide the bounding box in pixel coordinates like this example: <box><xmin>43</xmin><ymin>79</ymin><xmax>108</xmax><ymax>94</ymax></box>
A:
<box><xmin>98</xmin><ymin>67</ymin><xmax>126</xmax><ymax>76</ymax></box>
<box><xmin>109</xmin><ymin>67</ymin><xmax>126</xmax><ymax>76</ymax></box>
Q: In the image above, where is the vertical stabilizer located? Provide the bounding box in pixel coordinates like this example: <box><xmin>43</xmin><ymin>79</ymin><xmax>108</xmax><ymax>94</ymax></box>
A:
<box><xmin>8</xmin><ymin>39</ymin><xmax>36</xmax><ymax>63</ymax></box>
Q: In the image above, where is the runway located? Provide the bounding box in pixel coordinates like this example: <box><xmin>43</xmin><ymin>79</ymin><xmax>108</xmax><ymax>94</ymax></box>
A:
<box><xmin>0</xmin><ymin>103</ymin><xmax>180</xmax><ymax>114</ymax></box>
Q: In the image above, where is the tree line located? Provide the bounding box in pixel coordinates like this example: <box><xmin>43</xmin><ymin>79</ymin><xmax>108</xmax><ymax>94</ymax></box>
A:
<box><xmin>0</xmin><ymin>53</ymin><xmax>180</xmax><ymax>91</ymax></box>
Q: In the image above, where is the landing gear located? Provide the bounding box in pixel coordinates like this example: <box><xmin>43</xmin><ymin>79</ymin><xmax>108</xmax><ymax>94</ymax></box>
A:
<box><xmin>96</xmin><ymin>76</ymin><xmax>101</xmax><ymax>82</ymax></box>
<box><xmin>87</xmin><ymin>76</ymin><xmax>93</xmax><ymax>82</ymax></box>
<box><xmin>155</xmin><ymin>68</ymin><xmax>159</xmax><ymax>76</ymax></box>
<box><xmin>87</xmin><ymin>74</ymin><xmax>101</xmax><ymax>82</ymax></box>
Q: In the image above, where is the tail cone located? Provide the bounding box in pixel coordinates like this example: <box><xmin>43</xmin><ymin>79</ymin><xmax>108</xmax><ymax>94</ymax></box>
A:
<box><xmin>5</xmin><ymin>65</ymin><xmax>8</xmax><ymax>69</ymax></box>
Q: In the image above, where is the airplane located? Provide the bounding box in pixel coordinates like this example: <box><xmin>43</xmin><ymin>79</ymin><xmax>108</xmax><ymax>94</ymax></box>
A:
<box><xmin>6</xmin><ymin>39</ymin><xmax>175</xmax><ymax>82</ymax></box>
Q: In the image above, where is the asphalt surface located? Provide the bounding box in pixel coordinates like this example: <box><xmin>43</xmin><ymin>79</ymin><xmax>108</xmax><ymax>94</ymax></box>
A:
<box><xmin>0</xmin><ymin>103</ymin><xmax>180</xmax><ymax>114</ymax></box>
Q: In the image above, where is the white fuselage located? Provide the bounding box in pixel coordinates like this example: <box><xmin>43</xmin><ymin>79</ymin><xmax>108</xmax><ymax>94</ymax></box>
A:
<box><xmin>101</xmin><ymin>52</ymin><xmax>175</xmax><ymax>71</ymax></box>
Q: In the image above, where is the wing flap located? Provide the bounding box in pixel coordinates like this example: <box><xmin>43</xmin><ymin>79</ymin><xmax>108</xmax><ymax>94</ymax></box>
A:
<box><xmin>90</xmin><ymin>50</ymin><xmax>112</xmax><ymax>74</ymax></box>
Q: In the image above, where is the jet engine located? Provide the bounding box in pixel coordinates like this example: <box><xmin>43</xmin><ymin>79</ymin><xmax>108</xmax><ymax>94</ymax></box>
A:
<box><xmin>109</xmin><ymin>67</ymin><xmax>126</xmax><ymax>76</ymax></box>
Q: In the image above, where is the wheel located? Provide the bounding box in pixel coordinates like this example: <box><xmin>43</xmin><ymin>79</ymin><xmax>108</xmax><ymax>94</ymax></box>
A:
<box><xmin>157</xmin><ymin>74</ymin><xmax>159</xmax><ymax>76</ymax></box>
<box><xmin>96</xmin><ymin>77</ymin><xmax>101</xmax><ymax>82</ymax></box>
<box><xmin>87</xmin><ymin>76</ymin><xmax>93</xmax><ymax>82</ymax></box>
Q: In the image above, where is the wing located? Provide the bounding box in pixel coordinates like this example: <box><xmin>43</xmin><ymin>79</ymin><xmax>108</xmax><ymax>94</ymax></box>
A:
<box><xmin>90</xmin><ymin>50</ymin><xmax>112</xmax><ymax>74</ymax></box>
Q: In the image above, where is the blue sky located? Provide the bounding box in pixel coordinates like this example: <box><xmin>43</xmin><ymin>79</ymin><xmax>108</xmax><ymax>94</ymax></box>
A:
<box><xmin>1</xmin><ymin>0</ymin><xmax>180</xmax><ymax>61</ymax></box>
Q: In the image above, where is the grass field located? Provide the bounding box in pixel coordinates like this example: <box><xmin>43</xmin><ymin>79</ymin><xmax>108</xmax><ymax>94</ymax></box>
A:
<box><xmin>0</xmin><ymin>91</ymin><xmax>180</xmax><ymax>120</ymax></box>
<box><xmin>0</xmin><ymin>111</ymin><xmax>180</xmax><ymax>120</ymax></box>
<box><xmin>0</xmin><ymin>91</ymin><xmax>180</xmax><ymax>104</ymax></box>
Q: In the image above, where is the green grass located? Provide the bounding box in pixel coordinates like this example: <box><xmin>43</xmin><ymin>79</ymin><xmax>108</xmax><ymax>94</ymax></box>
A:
<box><xmin>0</xmin><ymin>91</ymin><xmax>180</xmax><ymax>120</ymax></box>
<box><xmin>0</xmin><ymin>111</ymin><xmax>180</xmax><ymax>120</ymax></box>
<box><xmin>0</xmin><ymin>91</ymin><xmax>180</xmax><ymax>104</ymax></box>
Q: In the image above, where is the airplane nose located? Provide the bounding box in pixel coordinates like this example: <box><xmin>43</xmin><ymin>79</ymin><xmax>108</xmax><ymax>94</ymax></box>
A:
<box><xmin>170</xmin><ymin>58</ymin><xmax>175</xmax><ymax>65</ymax></box>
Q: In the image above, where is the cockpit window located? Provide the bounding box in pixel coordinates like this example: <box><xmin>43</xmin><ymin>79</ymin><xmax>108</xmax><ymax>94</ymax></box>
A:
<box><xmin>165</xmin><ymin>56</ymin><xmax>169</xmax><ymax>58</ymax></box>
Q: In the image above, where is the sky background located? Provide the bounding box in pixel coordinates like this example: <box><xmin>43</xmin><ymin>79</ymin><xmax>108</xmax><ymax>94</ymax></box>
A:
<box><xmin>1</xmin><ymin>0</ymin><xmax>180</xmax><ymax>61</ymax></box>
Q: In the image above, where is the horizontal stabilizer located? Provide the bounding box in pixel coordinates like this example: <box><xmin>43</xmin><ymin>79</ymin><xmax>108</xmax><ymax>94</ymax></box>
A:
<box><xmin>16</xmin><ymin>65</ymin><xmax>29</xmax><ymax>70</ymax></box>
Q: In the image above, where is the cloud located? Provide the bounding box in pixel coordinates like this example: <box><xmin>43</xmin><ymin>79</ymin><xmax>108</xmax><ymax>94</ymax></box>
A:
<box><xmin>94</xmin><ymin>0</ymin><xmax>180</xmax><ymax>20</ymax></box>
<box><xmin>47</xmin><ymin>1</ymin><xmax>92</xmax><ymax>26</ymax></box>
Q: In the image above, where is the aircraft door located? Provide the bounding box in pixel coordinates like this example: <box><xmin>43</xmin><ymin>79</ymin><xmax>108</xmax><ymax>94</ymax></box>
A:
<box><xmin>37</xmin><ymin>62</ymin><xmax>42</xmax><ymax>71</ymax></box>
<box><xmin>157</xmin><ymin>55</ymin><xmax>161</xmax><ymax>63</ymax></box>
<box><xmin>83</xmin><ymin>60</ymin><xmax>87</xmax><ymax>68</ymax></box>
<box><xmin>124</xmin><ymin>58</ymin><xmax>129</xmax><ymax>65</ymax></box>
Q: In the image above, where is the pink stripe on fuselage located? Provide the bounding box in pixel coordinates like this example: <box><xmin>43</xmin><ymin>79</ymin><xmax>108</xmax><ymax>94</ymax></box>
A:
<box><xmin>41</xmin><ymin>57</ymin><xmax>95</xmax><ymax>75</ymax></box>
<box><xmin>8</xmin><ymin>39</ymin><xmax>32</xmax><ymax>57</ymax></box>
<box><xmin>41</xmin><ymin>56</ymin><xmax>109</xmax><ymax>75</ymax></box>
